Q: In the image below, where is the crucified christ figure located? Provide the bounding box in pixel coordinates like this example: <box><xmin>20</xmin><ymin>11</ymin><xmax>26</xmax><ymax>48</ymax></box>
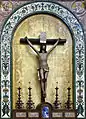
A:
<box><xmin>26</xmin><ymin>36</ymin><xmax>59</xmax><ymax>102</ymax></box>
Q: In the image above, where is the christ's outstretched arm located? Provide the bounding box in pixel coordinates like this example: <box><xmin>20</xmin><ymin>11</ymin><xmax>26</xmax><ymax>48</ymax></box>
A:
<box><xmin>27</xmin><ymin>38</ymin><xmax>39</xmax><ymax>55</ymax></box>
<box><xmin>47</xmin><ymin>39</ymin><xmax>59</xmax><ymax>55</ymax></box>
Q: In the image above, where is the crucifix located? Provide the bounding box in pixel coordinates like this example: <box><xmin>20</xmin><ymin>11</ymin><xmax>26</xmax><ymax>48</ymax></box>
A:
<box><xmin>20</xmin><ymin>32</ymin><xmax>66</xmax><ymax>102</ymax></box>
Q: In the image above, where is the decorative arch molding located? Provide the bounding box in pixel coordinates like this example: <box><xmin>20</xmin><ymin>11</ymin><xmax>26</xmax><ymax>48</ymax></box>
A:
<box><xmin>0</xmin><ymin>0</ymin><xmax>85</xmax><ymax>118</ymax></box>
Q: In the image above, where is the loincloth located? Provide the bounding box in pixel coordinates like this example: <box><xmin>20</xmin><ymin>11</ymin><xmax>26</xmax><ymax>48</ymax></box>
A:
<box><xmin>37</xmin><ymin>67</ymin><xmax>49</xmax><ymax>72</ymax></box>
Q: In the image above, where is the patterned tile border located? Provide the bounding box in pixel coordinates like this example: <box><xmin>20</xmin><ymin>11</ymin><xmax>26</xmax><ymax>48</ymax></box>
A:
<box><xmin>0</xmin><ymin>0</ymin><xmax>85</xmax><ymax>118</ymax></box>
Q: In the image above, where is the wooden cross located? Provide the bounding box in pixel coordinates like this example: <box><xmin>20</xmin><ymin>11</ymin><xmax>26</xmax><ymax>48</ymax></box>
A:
<box><xmin>20</xmin><ymin>32</ymin><xmax>66</xmax><ymax>45</ymax></box>
<box><xmin>20</xmin><ymin>32</ymin><xmax>66</xmax><ymax>102</ymax></box>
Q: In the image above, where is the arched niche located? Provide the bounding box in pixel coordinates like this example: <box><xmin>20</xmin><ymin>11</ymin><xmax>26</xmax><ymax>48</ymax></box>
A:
<box><xmin>0</xmin><ymin>1</ymin><xmax>85</xmax><ymax>119</ymax></box>
<box><xmin>12</xmin><ymin>14</ymin><xmax>73</xmax><ymax>109</ymax></box>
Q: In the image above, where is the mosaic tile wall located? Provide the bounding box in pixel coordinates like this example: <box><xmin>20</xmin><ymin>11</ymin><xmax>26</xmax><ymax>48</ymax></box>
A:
<box><xmin>0</xmin><ymin>0</ymin><xmax>86</xmax><ymax>119</ymax></box>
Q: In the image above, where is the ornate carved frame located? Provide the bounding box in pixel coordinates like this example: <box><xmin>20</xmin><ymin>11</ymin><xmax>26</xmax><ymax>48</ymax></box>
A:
<box><xmin>0</xmin><ymin>0</ymin><xmax>85</xmax><ymax>119</ymax></box>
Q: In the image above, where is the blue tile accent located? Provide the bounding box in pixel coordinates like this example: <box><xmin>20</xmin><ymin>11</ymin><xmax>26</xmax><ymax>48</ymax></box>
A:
<box><xmin>42</xmin><ymin>106</ymin><xmax>49</xmax><ymax>118</ymax></box>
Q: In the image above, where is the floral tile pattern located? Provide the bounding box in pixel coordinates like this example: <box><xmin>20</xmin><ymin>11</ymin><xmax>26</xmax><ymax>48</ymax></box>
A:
<box><xmin>0</xmin><ymin>1</ymin><xmax>85</xmax><ymax>119</ymax></box>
